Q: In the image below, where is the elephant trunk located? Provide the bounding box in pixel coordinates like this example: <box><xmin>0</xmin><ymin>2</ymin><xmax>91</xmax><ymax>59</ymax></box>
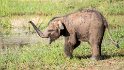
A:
<box><xmin>29</xmin><ymin>21</ymin><xmax>44</xmax><ymax>37</ymax></box>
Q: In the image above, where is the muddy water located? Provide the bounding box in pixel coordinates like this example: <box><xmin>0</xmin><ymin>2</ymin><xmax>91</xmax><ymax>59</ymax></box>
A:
<box><xmin>0</xmin><ymin>15</ymin><xmax>47</xmax><ymax>48</ymax></box>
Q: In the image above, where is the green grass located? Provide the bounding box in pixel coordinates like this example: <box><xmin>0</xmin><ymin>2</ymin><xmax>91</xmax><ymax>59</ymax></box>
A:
<box><xmin>0</xmin><ymin>36</ymin><xmax>124</xmax><ymax>70</ymax></box>
<box><xmin>0</xmin><ymin>0</ymin><xmax>124</xmax><ymax>17</ymax></box>
<box><xmin>0</xmin><ymin>0</ymin><xmax>124</xmax><ymax>70</ymax></box>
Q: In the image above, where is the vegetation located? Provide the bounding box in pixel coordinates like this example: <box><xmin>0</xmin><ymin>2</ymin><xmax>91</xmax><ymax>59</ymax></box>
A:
<box><xmin>0</xmin><ymin>0</ymin><xmax>124</xmax><ymax>16</ymax></box>
<box><xmin>0</xmin><ymin>0</ymin><xmax>124</xmax><ymax>70</ymax></box>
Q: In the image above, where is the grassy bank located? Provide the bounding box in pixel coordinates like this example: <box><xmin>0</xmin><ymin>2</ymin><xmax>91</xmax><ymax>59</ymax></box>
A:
<box><xmin>0</xmin><ymin>0</ymin><xmax>124</xmax><ymax>17</ymax></box>
<box><xmin>0</xmin><ymin>0</ymin><xmax>124</xmax><ymax>70</ymax></box>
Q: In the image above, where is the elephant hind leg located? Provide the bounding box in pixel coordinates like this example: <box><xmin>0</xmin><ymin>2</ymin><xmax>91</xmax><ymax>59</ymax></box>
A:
<box><xmin>89</xmin><ymin>36</ymin><xmax>104</xmax><ymax>60</ymax></box>
<box><xmin>90</xmin><ymin>43</ymin><xmax>102</xmax><ymax>60</ymax></box>
<box><xmin>89</xmin><ymin>28</ymin><xmax>105</xmax><ymax>60</ymax></box>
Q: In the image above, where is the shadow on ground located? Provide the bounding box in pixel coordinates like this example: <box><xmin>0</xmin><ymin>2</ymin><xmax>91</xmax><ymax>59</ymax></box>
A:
<box><xmin>75</xmin><ymin>53</ymin><xmax>124</xmax><ymax>60</ymax></box>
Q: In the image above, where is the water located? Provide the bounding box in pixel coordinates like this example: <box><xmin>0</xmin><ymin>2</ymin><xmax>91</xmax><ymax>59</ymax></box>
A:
<box><xmin>0</xmin><ymin>30</ymin><xmax>42</xmax><ymax>48</ymax></box>
<box><xmin>0</xmin><ymin>15</ymin><xmax>44</xmax><ymax>48</ymax></box>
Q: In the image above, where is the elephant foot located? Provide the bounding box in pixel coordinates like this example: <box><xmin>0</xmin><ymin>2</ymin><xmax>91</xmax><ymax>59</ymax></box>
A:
<box><xmin>66</xmin><ymin>56</ymin><xmax>73</xmax><ymax>60</ymax></box>
<box><xmin>65</xmin><ymin>54</ymin><xmax>73</xmax><ymax>59</ymax></box>
<box><xmin>90</xmin><ymin>56</ymin><xmax>102</xmax><ymax>60</ymax></box>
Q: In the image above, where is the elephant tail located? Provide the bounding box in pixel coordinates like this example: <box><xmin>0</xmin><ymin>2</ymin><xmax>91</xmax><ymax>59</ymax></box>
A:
<box><xmin>103</xmin><ymin>16</ymin><xmax>120</xmax><ymax>48</ymax></box>
<box><xmin>106</xmin><ymin>27</ymin><xmax>119</xmax><ymax>48</ymax></box>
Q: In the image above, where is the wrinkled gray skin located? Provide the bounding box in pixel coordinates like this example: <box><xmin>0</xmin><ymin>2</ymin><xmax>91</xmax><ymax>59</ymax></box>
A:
<box><xmin>29</xmin><ymin>9</ymin><xmax>119</xmax><ymax>60</ymax></box>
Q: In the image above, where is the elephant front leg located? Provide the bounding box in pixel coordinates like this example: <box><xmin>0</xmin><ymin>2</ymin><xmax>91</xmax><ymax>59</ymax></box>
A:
<box><xmin>64</xmin><ymin>35</ymin><xmax>76</xmax><ymax>59</ymax></box>
<box><xmin>64</xmin><ymin>41</ymin><xmax>81</xmax><ymax>59</ymax></box>
<box><xmin>64</xmin><ymin>43</ymin><xmax>73</xmax><ymax>59</ymax></box>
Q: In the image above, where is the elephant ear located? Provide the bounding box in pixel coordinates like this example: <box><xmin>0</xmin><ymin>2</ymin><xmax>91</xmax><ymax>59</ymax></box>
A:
<box><xmin>58</xmin><ymin>21</ymin><xmax>64</xmax><ymax>30</ymax></box>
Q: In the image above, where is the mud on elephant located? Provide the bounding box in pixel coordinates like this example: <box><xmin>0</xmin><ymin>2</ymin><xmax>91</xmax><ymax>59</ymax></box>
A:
<box><xmin>29</xmin><ymin>9</ymin><xmax>119</xmax><ymax>60</ymax></box>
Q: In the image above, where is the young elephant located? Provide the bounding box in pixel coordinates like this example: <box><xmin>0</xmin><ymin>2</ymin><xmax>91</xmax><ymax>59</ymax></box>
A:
<box><xmin>29</xmin><ymin>9</ymin><xmax>119</xmax><ymax>60</ymax></box>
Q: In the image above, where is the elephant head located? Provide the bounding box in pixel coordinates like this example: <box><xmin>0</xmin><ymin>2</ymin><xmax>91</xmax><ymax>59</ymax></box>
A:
<box><xmin>29</xmin><ymin>17</ymin><xmax>64</xmax><ymax>44</ymax></box>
